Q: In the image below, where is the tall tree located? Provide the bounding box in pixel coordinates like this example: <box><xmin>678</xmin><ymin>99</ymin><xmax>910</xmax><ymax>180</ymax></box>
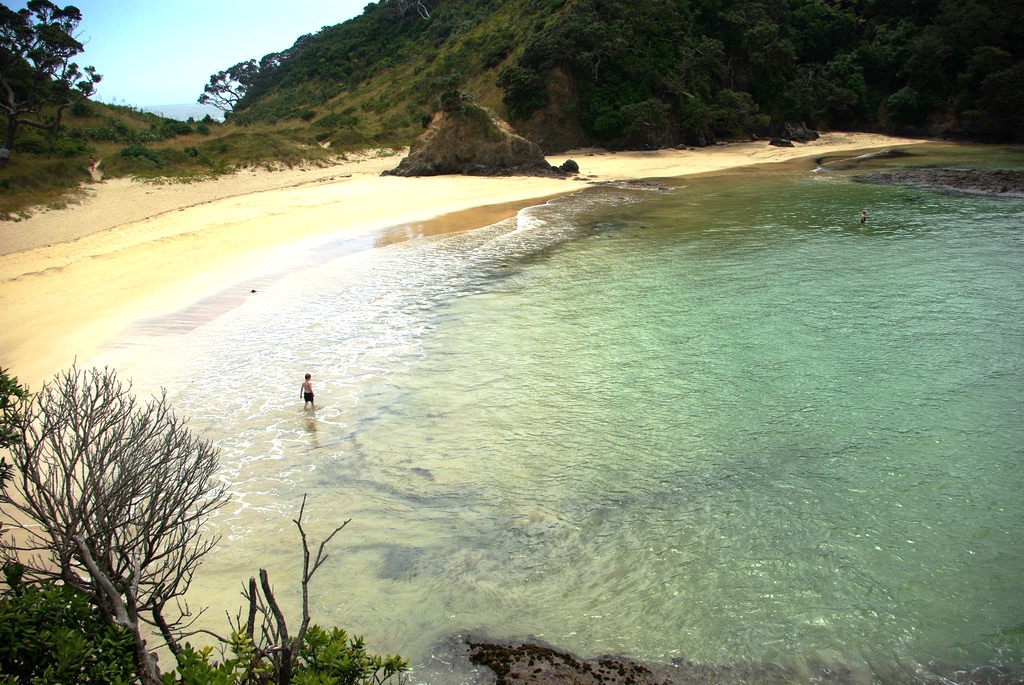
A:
<box><xmin>198</xmin><ymin>58</ymin><xmax>260</xmax><ymax>112</ymax></box>
<box><xmin>0</xmin><ymin>0</ymin><xmax>100</xmax><ymax>167</ymax></box>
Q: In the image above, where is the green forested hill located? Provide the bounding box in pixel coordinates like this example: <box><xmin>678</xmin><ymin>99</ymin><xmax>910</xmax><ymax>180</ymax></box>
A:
<box><xmin>225</xmin><ymin>0</ymin><xmax>1024</xmax><ymax>150</ymax></box>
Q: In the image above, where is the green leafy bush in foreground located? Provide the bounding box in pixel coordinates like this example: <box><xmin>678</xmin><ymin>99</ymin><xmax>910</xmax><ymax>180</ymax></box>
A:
<box><xmin>0</xmin><ymin>573</ymin><xmax>409</xmax><ymax>685</ymax></box>
<box><xmin>166</xmin><ymin>627</ymin><xmax>408</xmax><ymax>685</ymax></box>
<box><xmin>0</xmin><ymin>566</ymin><xmax>137</xmax><ymax>684</ymax></box>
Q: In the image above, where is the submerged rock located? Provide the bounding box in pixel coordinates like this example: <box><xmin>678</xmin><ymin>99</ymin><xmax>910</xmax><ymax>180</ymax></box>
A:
<box><xmin>420</xmin><ymin>635</ymin><xmax>1024</xmax><ymax>685</ymax></box>
<box><xmin>383</xmin><ymin>102</ymin><xmax>567</xmax><ymax>178</ymax></box>
<box><xmin>856</xmin><ymin>168</ymin><xmax>1024</xmax><ymax>196</ymax></box>
<box><xmin>467</xmin><ymin>640</ymin><xmax>678</xmax><ymax>685</ymax></box>
<box><xmin>457</xmin><ymin>639</ymin><xmax>1024</xmax><ymax>685</ymax></box>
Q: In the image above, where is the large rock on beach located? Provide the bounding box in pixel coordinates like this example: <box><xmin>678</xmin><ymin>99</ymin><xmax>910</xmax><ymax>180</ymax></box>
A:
<box><xmin>383</xmin><ymin>101</ymin><xmax>567</xmax><ymax>178</ymax></box>
<box><xmin>768</xmin><ymin>123</ymin><xmax>820</xmax><ymax>147</ymax></box>
<box><xmin>782</xmin><ymin>122</ymin><xmax>820</xmax><ymax>142</ymax></box>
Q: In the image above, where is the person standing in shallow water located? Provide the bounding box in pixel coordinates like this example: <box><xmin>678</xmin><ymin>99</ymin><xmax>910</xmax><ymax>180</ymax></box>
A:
<box><xmin>861</xmin><ymin>210</ymin><xmax>867</xmax><ymax>225</ymax></box>
<box><xmin>300</xmin><ymin>373</ymin><xmax>315</xmax><ymax>409</ymax></box>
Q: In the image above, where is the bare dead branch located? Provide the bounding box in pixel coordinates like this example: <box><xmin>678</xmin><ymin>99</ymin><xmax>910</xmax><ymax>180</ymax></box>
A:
<box><xmin>153</xmin><ymin>600</ymin><xmax>182</xmax><ymax>655</ymax></box>
<box><xmin>260</xmin><ymin>567</ymin><xmax>289</xmax><ymax>644</ymax></box>
<box><xmin>246</xmin><ymin>576</ymin><xmax>259</xmax><ymax>639</ymax></box>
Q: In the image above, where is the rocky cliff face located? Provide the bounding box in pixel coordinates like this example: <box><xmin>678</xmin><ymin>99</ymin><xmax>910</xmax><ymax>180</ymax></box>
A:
<box><xmin>382</xmin><ymin>101</ymin><xmax>567</xmax><ymax>177</ymax></box>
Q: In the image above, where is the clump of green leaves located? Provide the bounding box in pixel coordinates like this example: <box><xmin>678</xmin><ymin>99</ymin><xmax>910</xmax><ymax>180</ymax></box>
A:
<box><xmin>161</xmin><ymin>120</ymin><xmax>194</xmax><ymax>137</ymax></box>
<box><xmin>183</xmin><ymin>145</ymin><xmax>214</xmax><ymax>166</ymax></box>
<box><xmin>0</xmin><ymin>367</ymin><xmax>27</xmax><ymax>450</ymax></box>
<box><xmin>0</xmin><ymin>566</ymin><xmax>138</xmax><ymax>684</ymax></box>
<box><xmin>299</xmin><ymin>626</ymin><xmax>408</xmax><ymax>685</ymax></box>
<box><xmin>313</xmin><ymin>110</ymin><xmax>360</xmax><ymax>130</ymax></box>
<box><xmin>82</xmin><ymin>118</ymin><xmax>135</xmax><ymax>142</ymax></box>
<box><xmin>438</xmin><ymin>88</ymin><xmax>465</xmax><ymax>112</ymax></box>
<box><xmin>496</xmin><ymin>65</ymin><xmax>546</xmax><ymax>120</ymax></box>
<box><xmin>118</xmin><ymin>143</ymin><xmax>164</xmax><ymax>167</ymax></box>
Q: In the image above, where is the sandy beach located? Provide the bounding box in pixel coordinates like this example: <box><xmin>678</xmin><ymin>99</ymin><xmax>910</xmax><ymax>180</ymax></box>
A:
<box><xmin>0</xmin><ymin>132</ymin><xmax>924</xmax><ymax>390</ymax></box>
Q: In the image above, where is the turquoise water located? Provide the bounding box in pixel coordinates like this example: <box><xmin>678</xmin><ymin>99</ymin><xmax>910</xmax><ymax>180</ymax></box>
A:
<box><xmin>115</xmin><ymin>145</ymin><xmax>1024</xmax><ymax>682</ymax></box>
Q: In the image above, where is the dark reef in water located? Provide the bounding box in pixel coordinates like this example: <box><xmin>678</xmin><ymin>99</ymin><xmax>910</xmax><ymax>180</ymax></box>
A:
<box><xmin>422</xmin><ymin>637</ymin><xmax>1024</xmax><ymax>685</ymax></box>
<box><xmin>464</xmin><ymin>639</ymin><xmax>799</xmax><ymax>685</ymax></box>
<box><xmin>855</xmin><ymin>169</ymin><xmax>1024</xmax><ymax>196</ymax></box>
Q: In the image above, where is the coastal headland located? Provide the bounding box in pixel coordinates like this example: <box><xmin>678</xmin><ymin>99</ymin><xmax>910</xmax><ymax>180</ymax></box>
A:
<box><xmin>0</xmin><ymin>132</ymin><xmax>925</xmax><ymax>390</ymax></box>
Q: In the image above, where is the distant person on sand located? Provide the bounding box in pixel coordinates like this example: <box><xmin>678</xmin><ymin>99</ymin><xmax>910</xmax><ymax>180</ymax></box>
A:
<box><xmin>300</xmin><ymin>373</ymin><xmax>315</xmax><ymax>409</ymax></box>
<box><xmin>87</xmin><ymin>155</ymin><xmax>102</xmax><ymax>181</ymax></box>
<box><xmin>860</xmin><ymin>210</ymin><xmax>867</xmax><ymax>225</ymax></box>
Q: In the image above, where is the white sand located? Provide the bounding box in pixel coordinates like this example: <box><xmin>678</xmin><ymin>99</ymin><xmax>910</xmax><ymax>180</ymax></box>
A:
<box><xmin>0</xmin><ymin>133</ymin><xmax>924</xmax><ymax>389</ymax></box>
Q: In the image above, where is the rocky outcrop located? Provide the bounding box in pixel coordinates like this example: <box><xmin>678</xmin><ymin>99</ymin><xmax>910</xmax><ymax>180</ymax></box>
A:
<box><xmin>781</xmin><ymin>122</ymin><xmax>820</xmax><ymax>142</ymax></box>
<box><xmin>383</xmin><ymin>102</ymin><xmax>567</xmax><ymax>178</ymax></box>
<box><xmin>767</xmin><ymin>123</ymin><xmax>820</xmax><ymax>147</ymax></box>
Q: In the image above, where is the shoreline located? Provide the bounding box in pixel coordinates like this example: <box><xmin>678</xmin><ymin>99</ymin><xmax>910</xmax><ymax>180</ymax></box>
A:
<box><xmin>0</xmin><ymin>133</ymin><xmax>926</xmax><ymax>389</ymax></box>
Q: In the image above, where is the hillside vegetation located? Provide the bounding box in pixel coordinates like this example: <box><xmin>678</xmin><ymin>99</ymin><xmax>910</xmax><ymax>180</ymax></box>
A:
<box><xmin>0</xmin><ymin>100</ymin><xmax>341</xmax><ymax>217</ymax></box>
<box><xmin>3</xmin><ymin>0</ymin><xmax>1021</xmax><ymax>216</ymax></box>
<box><xmin>232</xmin><ymin>0</ymin><xmax>1024</xmax><ymax>149</ymax></box>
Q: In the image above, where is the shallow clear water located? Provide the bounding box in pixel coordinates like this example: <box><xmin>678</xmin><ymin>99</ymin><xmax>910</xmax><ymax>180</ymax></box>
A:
<box><xmin>111</xmin><ymin>144</ymin><xmax>1024</xmax><ymax>681</ymax></box>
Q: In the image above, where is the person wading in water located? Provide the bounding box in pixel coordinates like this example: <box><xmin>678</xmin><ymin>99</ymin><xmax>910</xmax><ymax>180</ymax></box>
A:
<box><xmin>300</xmin><ymin>373</ymin><xmax>315</xmax><ymax>409</ymax></box>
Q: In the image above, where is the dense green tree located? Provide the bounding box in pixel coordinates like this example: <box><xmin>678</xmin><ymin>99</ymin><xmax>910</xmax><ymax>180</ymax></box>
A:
<box><xmin>886</xmin><ymin>86</ymin><xmax>927</xmax><ymax>127</ymax></box>
<box><xmin>496</xmin><ymin>65</ymin><xmax>547</xmax><ymax>118</ymax></box>
<box><xmin>795</xmin><ymin>54</ymin><xmax>869</xmax><ymax>125</ymax></box>
<box><xmin>380</xmin><ymin>0</ymin><xmax>439</xmax><ymax>20</ymax></box>
<box><xmin>0</xmin><ymin>367</ymin><xmax>27</xmax><ymax>450</ymax></box>
<box><xmin>199</xmin><ymin>59</ymin><xmax>261</xmax><ymax>112</ymax></box>
<box><xmin>0</xmin><ymin>0</ymin><xmax>100</xmax><ymax>166</ymax></box>
<box><xmin>790</xmin><ymin>0</ymin><xmax>858</xmax><ymax>64</ymax></box>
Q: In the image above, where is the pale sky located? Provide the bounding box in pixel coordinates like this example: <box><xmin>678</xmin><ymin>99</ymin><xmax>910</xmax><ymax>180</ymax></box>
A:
<box><xmin>8</xmin><ymin>0</ymin><xmax>371</xmax><ymax>106</ymax></box>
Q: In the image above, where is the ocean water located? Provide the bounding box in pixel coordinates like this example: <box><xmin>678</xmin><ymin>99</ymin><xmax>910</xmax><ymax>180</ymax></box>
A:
<box><xmin>141</xmin><ymin>102</ymin><xmax>225</xmax><ymax>122</ymax></box>
<box><xmin>110</xmin><ymin>144</ymin><xmax>1024</xmax><ymax>682</ymax></box>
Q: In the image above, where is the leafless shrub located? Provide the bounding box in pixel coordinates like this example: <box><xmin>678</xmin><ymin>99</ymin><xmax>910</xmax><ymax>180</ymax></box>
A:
<box><xmin>0</xmin><ymin>365</ymin><xmax>229</xmax><ymax>684</ymax></box>
<box><xmin>234</xmin><ymin>495</ymin><xmax>350</xmax><ymax>684</ymax></box>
